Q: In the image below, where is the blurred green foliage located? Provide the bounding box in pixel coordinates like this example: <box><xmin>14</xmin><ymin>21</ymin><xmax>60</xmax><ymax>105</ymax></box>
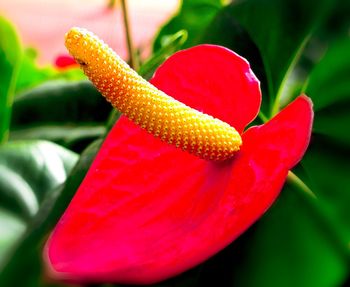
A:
<box><xmin>140</xmin><ymin>29</ymin><xmax>188</xmax><ymax>80</ymax></box>
<box><xmin>0</xmin><ymin>140</ymin><xmax>78</xmax><ymax>269</ymax></box>
<box><xmin>153</xmin><ymin>0</ymin><xmax>224</xmax><ymax>51</ymax></box>
<box><xmin>0</xmin><ymin>16</ymin><xmax>21</xmax><ymax>144</ymax></box>
<box><xmin>11</xmin><ymin>80</ymin><xmax>111</xmax><ymax>153</ymax></box>
<box><xmin>0</xmin><ymin>0</ymin><xmax>350</xmax><ymax>286</ymax></box>
<box><xmin>15</xmin><ymin>48</ymin><xmax>85</xmax><ymax>95</ymax></box>
<box><xmin>0</xmin><ymin>139</ymin><xmax>100</xmax><ymax>287</ymax></box>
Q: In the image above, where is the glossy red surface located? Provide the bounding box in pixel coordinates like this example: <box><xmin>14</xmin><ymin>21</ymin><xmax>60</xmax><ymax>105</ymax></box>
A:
<box><xmin>55</xmin><ymin>54</ymin><xmax>77</xmax><ymax>69</ymax></box>
<box><xmin>45</xmin><ymin>45</ymin><xmax>313</xmax><ymax>284</ymax></box>
<box><xmin>150</xmin><ymin>45</ymin><xmax>261</xmax><ymax>133</ymax></box>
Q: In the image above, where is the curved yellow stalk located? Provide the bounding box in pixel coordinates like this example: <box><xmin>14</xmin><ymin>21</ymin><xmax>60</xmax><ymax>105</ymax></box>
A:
<box><xmin>65</xmin><ymin>27</ymin><xmax>242</xmax><ymax>161</ymax></box>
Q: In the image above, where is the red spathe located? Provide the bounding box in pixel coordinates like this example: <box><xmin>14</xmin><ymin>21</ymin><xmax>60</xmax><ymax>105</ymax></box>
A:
<box><xmin>45</xmin><ymin>45</ymin><xmax>313</xmax><ymax>284</ymax></box>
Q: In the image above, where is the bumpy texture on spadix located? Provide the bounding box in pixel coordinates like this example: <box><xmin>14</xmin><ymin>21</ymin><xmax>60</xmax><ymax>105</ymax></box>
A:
<box><xmin>65</xmin><ymin>27</ymin><xmax>241</xmax><ymax>161</ymax></box>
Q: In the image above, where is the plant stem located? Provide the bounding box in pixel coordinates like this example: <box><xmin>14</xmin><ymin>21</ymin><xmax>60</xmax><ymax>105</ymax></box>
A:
<box><xmin>287</xmin><ymin>171</ymin><xmax>350</xmax><ymax>256</ymax></box>
<box><xmin>270</xmin><ymin>35</ymin><xmax>311</xmax><ymax>117</ymax></box>
<box><xmin>121</xmin><ymin>0</ymin><xmax>138</xmax><ymax>70</ymax></box>
<box><xmin>107</xmin><ymin>0</ymin><xmax>117</xmax><ymax>9</ymax></box>
<box><xmin>287</xmin><ymin>170</ymin><xmax>317</xmax><ymax>199</ymax></box>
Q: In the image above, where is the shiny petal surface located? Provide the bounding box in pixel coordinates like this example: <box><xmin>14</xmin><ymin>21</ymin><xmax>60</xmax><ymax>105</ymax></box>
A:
<box><xmin>45</xmin><ymin>46</ymin><xmax>312</xmax><ymax>285</ymax></box>
<box><xmin>46</xmin><ymin>95</ymin><xmax>312</xmax><ymax>284</ymax></box>
<box><xmin>150</xmin><ymin>45</ymin><xmax>261</xmax><ymax>133</ymax></box>
<box><xmin>242</xmin><ymin>95</ymin><xmax>313</xmax><ymax>169</ymax></box>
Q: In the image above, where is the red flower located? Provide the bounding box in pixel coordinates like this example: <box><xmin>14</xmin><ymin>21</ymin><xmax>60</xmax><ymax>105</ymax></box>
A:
<box><xmin>45</xmin><ymin>45</ymin><xmax>313</xmax><ymax>284</ymax></box>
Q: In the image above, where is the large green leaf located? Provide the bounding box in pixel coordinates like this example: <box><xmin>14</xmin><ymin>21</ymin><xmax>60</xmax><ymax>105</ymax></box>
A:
<box><xmin>317</xmin><ymin>0</ymin><xmax>350</xmax><ymax>42</ymax></box>
<box><xmin>0</xmin><ymin>209</ymin><xmax>25</xmax><ymax>267</ymax></box>
<box><xmin>0</xmin><ymin>140</ymin><xmax>78</xmax><ymax>268</ymax></box>
<box><xmin>197</xmin><ymin>0</ymin><xmax>333</xmax><ymax>115</ymax></box>
<box><xmin>195</xmin><ymin>183</ymin><xmax>348</xmax><ymax>287</ymax></box>
<box><xmin>10</xmin><ymin>80</ymin><xmax>111</xmax><ymax>152</ymax></box>
<box><xmin>0</xmin><ymin>140</ymin><xmax>78</xmax><ymax>213</ymax></box>
<box><xmin>153</xmin><ymin>0</ymin><xmax>224</xmax><ymax>52</ymax></box>
<box><xmin>301</xmin><ymin>138</ymin><xmax>350</xmax><ymax>244</ymax></box>
<box><xmin>11</xmin><ymin>80</ymin><xmax>110</xmax><ymax>125</ymax></box>
<box><xmin>0</xmin><ymin>16</ymin><xmax>22</xmax><ymax>144</ymax></box>
<box><xmin>305</xmin><ymin>38</ymin><xmax>350</xmax><ymax>146</ymax></box>
<box><xmin>0</xmin><ymin>139</ymin><xmax>101</xmax><ymax>286</ymax></box>
<box><xmin>10</xmin><ymin>125</ymin><xmax>105</xmax><ymax>153</ymax></box>
<box><xmin>297</xmin><ymin>34</ymin><xmax>350</xmax><ymax>249</ymax></box>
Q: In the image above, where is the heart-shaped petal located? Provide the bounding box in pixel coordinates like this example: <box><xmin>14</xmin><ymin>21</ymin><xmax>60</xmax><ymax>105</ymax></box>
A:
<box><xmin>45</xmin><ymin>46</ymin><xmax>312</xmax><ymax>285</ymax></box>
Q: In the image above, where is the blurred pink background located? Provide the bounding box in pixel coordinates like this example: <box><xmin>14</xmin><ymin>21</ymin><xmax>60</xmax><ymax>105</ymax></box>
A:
<box><xmin>0</xmin><ymin>0</ymin><xmax>179</xmax><ymax>64</ymax></box>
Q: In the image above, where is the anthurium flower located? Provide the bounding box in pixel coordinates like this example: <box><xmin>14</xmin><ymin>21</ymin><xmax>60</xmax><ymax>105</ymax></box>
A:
<box><xmin>44</xmin><ymin>28</ymin><xmax>313</xmax><ymax>285</ymax></box>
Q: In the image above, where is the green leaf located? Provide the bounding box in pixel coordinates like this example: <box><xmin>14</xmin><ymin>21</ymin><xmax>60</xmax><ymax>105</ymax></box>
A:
<box><xmin>298</xmin><ymin>36</ymin><xmax>350</xmax><ymax>254</ymax></box>
<box><xmin>0</xmin><ymin>139</ymin><xmax>101</xmax><ymax>286</ymax></box>
<box><xmin>139</xmin><ymin>30</ymin><xmax>188</xmax><ymax>80</ymax></box>
<box><xmin>305</xmin><ymin>38</ymin><xmax>350</xmax><ymax>110</ymax></box>
<box><xmin>12</xmin><ymin>80</ymin><xmax>110</xmax><ymax>125</ymax></box>
<box><xmin>197</xmin><ymin>184</ymin><xmax>348</xmax><ymax>287</ymax></box>
<box><xmin>0</xmin><ymin>140</ymin><xmax>78</xmax><ymax>220</ymax></box>
<box><xmin>10</xmin><ymin>125</ymin><xmax>105</xmax><ymax>153</ymax></box>
<box><xmin>317</xmin><ymin>0</ymin><xmax>350</xmax><ymax>42</ymax></box>
<box><xmin>210</xmin><ymin>0</ymin><xmax>332</xmax><ymax>115</ymax></box>
<box><xmin>153</xmin><ymin>0</ymin><xmax>224</xmax><ymax>52</ymax></box>
<box><xmin>0</xmin><ymin>16</ymin><xmax>22</xmax><ymax>144</ymax></box>
<box><xmin>301</xmin><ymin>136</ymin><xmax>350</xmax><ymax>243</ymax></box>
<box><xmin>15</xmin><ymin>47</ymin><xmax>84</xmax><ymax>95</ymax></box>
<box><xmin>0</xmin><ymin>140</ymin><xmax>78</xmax><ymax>273</ymax></box>
<box><xmin>305</xmin><ymin>38</ymin><xmax>350</xmax><ymax>146</ymax></box>
<box><xmin>10</xmin><ymin>80</ymin><xmax>111</xmax><ymax>152</ymax></box>
<box><xmin>0</xmin><ymin>209</ymin><xmax>25</xmax><ymax>267</ymax></box>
